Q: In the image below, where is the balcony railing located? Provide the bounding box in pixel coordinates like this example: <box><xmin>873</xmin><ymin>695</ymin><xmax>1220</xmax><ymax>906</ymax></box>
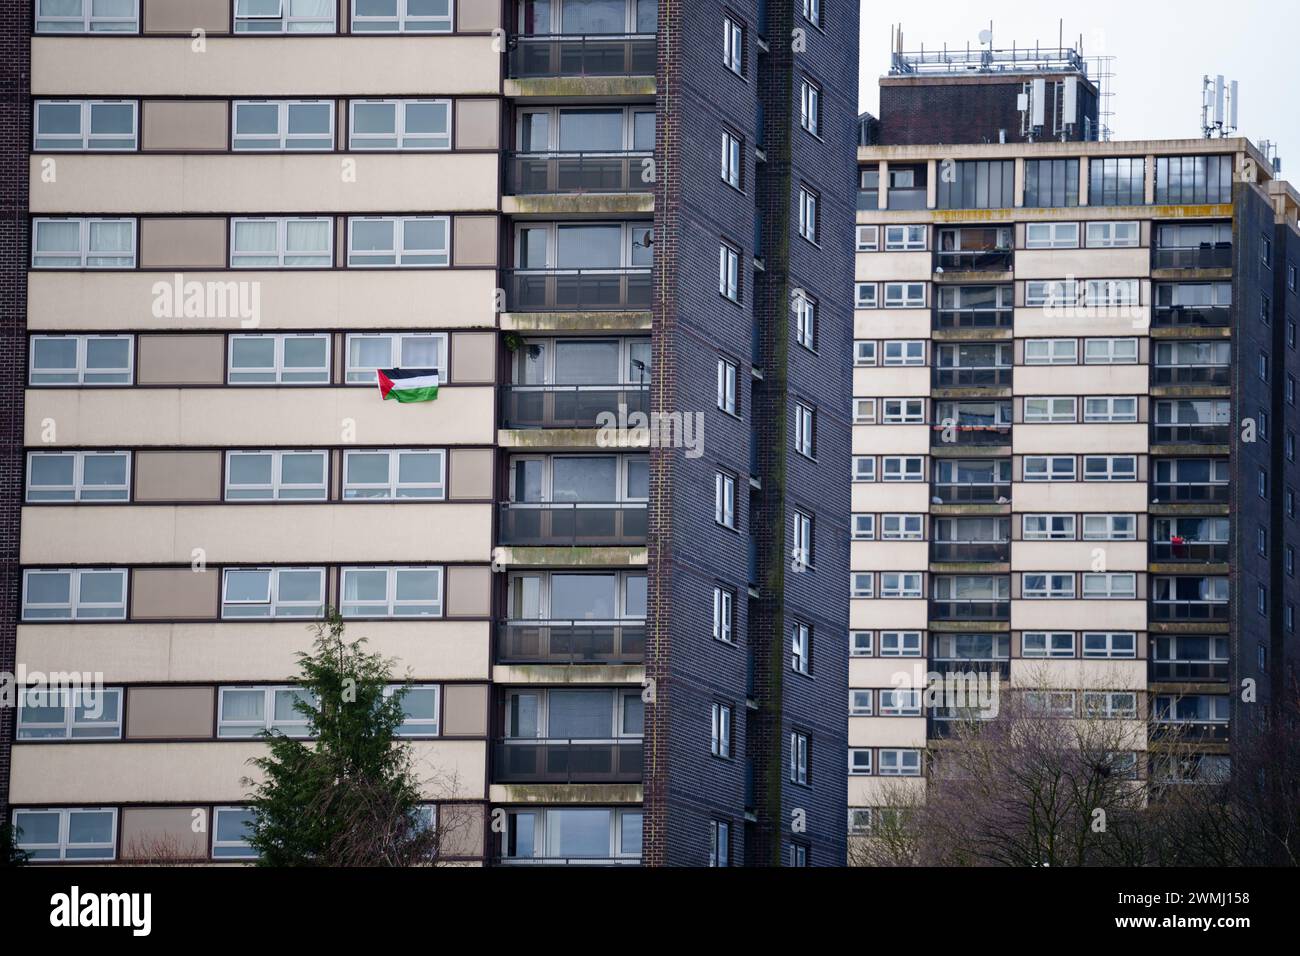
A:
<box><xmin>1151</xmin><ymin>365</ymin><xmax>1231</xmax><ymax>386</ymax></box>
<box><xmin>1150</xmin><ymin>541</ymin><xmax>1230</xmax><ymax>563</ymax></box>
<box><xmin>504</xmin><ymin>268</ymin><xmax>652</xmax><ymax>312</ymax></box>
<box><xmin>933</xmin><ymin>308</ymin><xmax>1014</xmax><ymax>330</ymax></box>
<box><xmin>500</xmin><ymin>384</ymin><xmax>650</xmax><ymax>429</ymax></box>
<box><xmin>931</xmin><ymin>482</ymin><xmax>1011</xmax><ymax>504</ymax></box>
<box><xmin>929</xmin><ymin>659</ymin><xmax>1011</xmax><ymax>680</ymax></box>
<box><xmin>1151</xmin><ymin>424</ymin><xmax>1230</xmax><ymax>445</ymax></box>
<box><xmin>508</xmin><ymin>35</ymin><xmax>656</xmax><ymax>78</ymax></box>
<box><xmin>493</xmin><ymin>739</ymin><xmax>644</xmax><ymax>783</ymax></box>
<box><xmin>496</xmin><ymin>621</ymin><xmax>646</xmax><ymax>665</ymax></box>
<box><xmin>931</xmin><ymin>541</ymin><xmax>1011</xmax><ymax>563</ymax></box>
<box><xmin>1150</xmin><ymin>482</ymin><xmax>1229</xmax><ymax>504</ymax></box>
<box><xmin>933</xmin><ymin>367</ymin><xmax>1012</xmax><ymax>388</ymax></box>
<box><xmin>1152</xmin><ymin>306</ymin><xmax>1231</xmax><ymax>328</ymax></box>
<box><xmin>1150</xmin><ymin>601</ymin><xmax>1229</xmax><ymax>622</ymax></box>
<box><xmin>498</xmin><ymin>502</ymin><xmax>647</xmax><ymax>547</ymax></box>
<box><xmin>497</xmin><ymin>855</ymin><xmax>641</xmax><ymax>866</ymax></box>
<box><xmin>929</xmin><ymin>599</ymin><xmax>1011</xmax><ymax>621</ymax></box>
<box><xmin>1152</xmin><ymin>246</ymin><xmax>1233</xmax><ymax>270</ymax></box>
<box><xmin>935</xmin><ymin>250</ymin><xmax>1013</xmax><ymax>272</ymax></box>
<box><xmin>1150</xmin><ymin>721</ymin><xmax>1230</xmax><ymax>742</ymax></box>
<box><xmin>931</xmin><ymin>424</ymin><xmax>1012</xmax><ymax>447</ymax></box>
<box><xmin>1149</xmin><ymin>660</ymin><xmax>1229</xmax><ymax>682</ymax></box>
<box><xmin>506</xmin><ymin>152</ymin><xmax>654</xmax><ymax>194</ymax></box>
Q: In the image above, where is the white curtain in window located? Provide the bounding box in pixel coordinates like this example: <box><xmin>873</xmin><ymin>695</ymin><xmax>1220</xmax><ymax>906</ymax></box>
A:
<box><xmin>289</xmin><ymin>0</ymin><xmax>333</xmax><ymax>30</ymax></box>
<box><xmin>284</xmin><ymin>220</ymin><xmax>330</xmax><ymax>265</ymax></box>
<box><xmin>35</xmin><ymin>220</ymin><xmax>80</xmax><ymax>254</ymax></box>
<box><xmin>87</xmin><ymin>220</ymin><xmax>132</xmax><ymax>257</ymax></box>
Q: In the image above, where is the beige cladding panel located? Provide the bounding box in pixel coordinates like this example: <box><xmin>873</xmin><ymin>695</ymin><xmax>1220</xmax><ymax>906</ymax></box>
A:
<box><xmin>850</xmin><ymin>659</ymin><xmax>929</xmax><ymax>689</ymax></box>
<box><xmin>24</xmin><ymin>387</ymin><xmax>495</xmax><ymax>446</ymax></box>
<box><xmin>457</xmin><ymin>0</ymin><xmax>502</xmax><ymax>31</ymax></box>
<box><xmin>1013</xmin><ymin>423</ymin><xmax>1148</xmax><ymax>455</ymax></box>
<box><xmin>27</xmin><ymin>270</ymin><xmax>497</xmax><ymax>331</ymax></box>
<box><xmin>1013</xmin><ymin>541</ymin><xmax>1147</xmax><ymax>571</ymax></box>
<box><xmin>1011</xmin><ymin>600</ymin><xmax>1147</xmax><ymax>632</ymax></box>
<box><xmin>850</xmin><ymin>600</ymin><xmax>928</xmax><ymax>630</ymax></box>
<box><xmin>136</xmin><ymin>334</ymin><xmax>226</xmax><ymax>385</ymax></box>
<box><xmin>134</xmin><ymin>451</ymin><xmax>223</xmax><ymax>503</ymax></box>
<box><xmin>449</xmin><ymin>447</ymin><xmax>493</xmax><ymax>500</ymax></box>
<box><xmin>856</xmin><ymin>251</ymin><xmax>931</xmax><ymax>281</ymax></box>
<box><xmin>1014</xmin><ymin>364</ymin><xmax>1149</xmax><ymax>396</ymax></box>
<box><xmin>31</xmin><ymin>155</ymin><xmax>499</xmax><ymax>214</ymax></box>
<box><xmin>143</xmin><ymin>0</ymin><xmax>230</xmax><ymax>33</ymax></box>
<box><xmin>131</xmin><ymin>568</ymin><xmax>219</xmax><ymax>620</ymax></box>
<box><xmin>125</xmin><ymin>686</ymin><xmax>216</xmax><ymax>739</ymax></box>
<box><xmin>851</xmin><ymin>484</ymin><xmax>931</xmax><ymax>512</ymax></box>
<box><xmin>442</xmin><ymin>684</ymin><xmax>489</xmax><ymax>737</ymax></box>
<box><xmin>1012</xmin><ymin>481</ymin><xmax>1150</xmax><ymax>513</ymax></box>
<box><xmin>20</xmin><ymin>505</ymin><xmax>492</xmax><ymax>565</ymax></box>
<box><xmin>852</xmin><ymin>425</ymin><xmax>930</xmax><ymax>456</ymax></box>
<box><xmin>446</xmin><ymin>565</ymin><xmax>491</xmax><ymax>618</ymax></box>
<box><xmin>440</xmin><ymin>802</ymin><xmax>486</xmax><ymax>857</ymax></box>
<box><xmin>851</xmin><ymin>541</ymin><xmax>928</xmax><ymax>570</ymax></box>
<box><xmin>854</xmin><ymin>367</ymin><xmax>930</xmax><ymax>397</ymax></box>
<box><xmin>854</xmin><ymin>311</ymin><xmax>930</xmax><ymax>339</ymax></box>
<box><xmin>120</xmin><ymin>808</ymin><xmax>210</xmax><ymax>860</ymax></box>
<box><xmin>455</xmin><ymin>100</ymin><xmax>501</xmax><ymax>150</ymax></box>
<box><xmin>1015</xmin><ymin>308</ymin><xmax>1150</xmax><ymax>338</ymax></box>
<box><xmin>1014</xmin><ymin>248</ymin><xmax>1150</xmax><ymax>280</ymax></box>
<box><xmin>138</xmin><ymin>217</ymin><xmax>228</xmax><ymax>270</ymax></box>
<box><xmin>1009</xmin><ymin>659</ymin><xmax>1147</xmax><ymax>691</ymax></box>
<box><xmin>141</xmin><ymin>101</ymin><xmax>230</xmax><ymax>152</ymax></box>
<box><xmin>848</xmin><ymin>718</ymin><xmax>927</xmax><ymax>749</ymax></box>
<box><xmin>453</xmin><ymin>216</ymin><xmax>500</xmax><ymax>268</ymax></box>
<box><xmin>450</xmin><ymin>332</ymin><xmax>496</xmax><ymax>384</ymax></box>
<box><xmin>31</xmin><ymin>37</ymin><xmax>501</xmax><ymax>96</ymax></box>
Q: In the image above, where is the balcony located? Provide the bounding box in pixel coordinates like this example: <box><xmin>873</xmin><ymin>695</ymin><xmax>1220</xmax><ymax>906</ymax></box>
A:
<box><xmin>1150</xmin><ymin>601</ymin><xmax>1229</xmax><ymax>623</ymax></box>
<box><xmin>1152</xmin><ymin>306</ymin><xmax>1231</xmax><ymax>328</ymax></box>
<box><xmin>1150</xmin><ymin>482</ymin><xmax>1229</xmax><ymax>504</ymax></box>
<box><xmin>506</xmin><ymin>152</ymin><xmax>653</xmax><ymax>195</ymax></box>
<box><xmin>496</xmin><ymin>621</ymin><xmax>646</xmax><ymax>665</ymax></box>
<box><xmin>932</xmin><ymin>482</ymin><xmax>1011</xmax><ymax>504</ymax></box>
<box><xmin>493</xmin><ymin>739</ymin><xmax>643</xmax><ymax>783</ymax></box>
<box><xmin>929</xmin><ymin>659</ymin><xmax>1010</xmax><ymax>680</ymax></box>
<box><xmin>1151</xmin><ymin>424</ymin><xmax>1230</xmax><ymax>445</ymax></box>
<box><xmin>497</xmin><ymin>855</ymin><xmax>640</xmax><ymax>866</ymax></box>
<box><xmin>1150</xmin><ymin>721</ymin><xmax>1230</xmax><ymax>743</ymax></box>
<box><xmin>933</xmin><ymin>367</ymin><xmax>1012</xmax><ymax>388</ymax></box>
<box><xmin>499</xmin><ymin>502</ymin><xmax>647</xmax><ymax>547</ymax></box>
<box><xmin>1149</xmin><ymin>660</ymin><xmax>1229</xmax><ymax>682</ymax></box>
<box><xmin>935</xmin><ymin>250</ymin><xmax>1013</xmax><ymax>272</ymax></box>
<box><xmin>1153</xmin><ymin>246</ymin><xmax>1233</xmax><ymax>270</ymax></box>
<box><xmin>931</xmin><ymin>541</ymin><xmax>1011</xmax><ymax>563</ymax></box>
<box><xmin>1151</xmin><ymin>365</ymin><xmax>1231</xmax><ymax>386</ymax></box>
<box><xmin>933</xmin><ymin>308</ymin><xmax>1013</xmax><ymax>330</ymax></box>
<box><xmin>501</xmin><ymin>384</ymin><xmax>650</xmax><ymax>429</ymax></box>
<box><xmin>931</xmin><ymin>425</ymin><xmax>1012</xmax><ymax>447</ymax></box>
<box><xmin>507</xmin><ymin>35</ymin><xmax>656</xmax><ymax>78</ymax></box>
<box><xmin>1150</xmin><ymin>541</ymin><xmax>1230</xmax><ymax>563</ymax></box>
<box><xmin>504</xmin><ymin>268</ymin><xmax>652</xmax><ymax>312</ymax></box>
<box><xmin>929</xmin><ymin>600</ymin><xmax>1011</xmax><ymax>622</ymax></box>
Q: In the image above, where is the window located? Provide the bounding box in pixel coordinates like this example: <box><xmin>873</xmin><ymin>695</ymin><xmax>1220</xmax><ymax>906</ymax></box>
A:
<box><xmin>852</xmin><ymin>399</ymin><xmax>876</xmax><ymax>424</ymax></box>
<box><xmin>848</xmin><ymin>808</ymin><xmax>873</xmax><ymax>835</ymax></box>
<box><xmin>798</xmin><ymin>187</ymin><xmax>819</xmax><ymax>243</ymax></box>
<box><xmin>341</xmin><ymin>448</ymin><xmax>445</xmax><ymax>500</ymax></box>
<box><xmin>1024</xmin><ymin>339</ymin><xmax>1078</xmax><ymax>365</ymax></box>
<box><xmin>1023</xmin><ymin>514</ymin><xmax>1076</xmax><ymax>540</ymax></box>
<box><xmin>235</xmin><ymin>0</ymin><xmax>336</xmax><ymax>33</ymax></box>
<box><xmin>346</xmin><ymin>332</ymin><xmax>447</xmax><ymax>384</ymax></box>
<box><xmin>711</xmin><ymin>702</ymin><xmax>732</xmax><ymax>758</ymax></box>
<box><xmin>1025</xmin><ymin>280</ymin><xmax>1079</xmax><ymax>308</ymax></box>
<box><xmin>348</xmin><ymin>216</ymin><xmax>450</xmax><ymax>268</ymax></box>
<box><xmin>341</xmin><ymin>567</ymin><xmax>444</xmax><ymax>618</ymax></box>
<box><xmin>878</xmin><ymin>749</ymin><xmax>921</xmax><ymax>776</ymax></box>
<box><xmin>851</xmin><ymin>573</ymin><xmax>874</xmax><ymax>598</ymax></box>
<box><xmin>1085</xmin><ymin>280</ymin><xmax>1141</xmax><ymax>307</ymax></box>
<box><xmin>882</xmin><ymin>399</ymin><xmax>924</xmax><ymax>424</ymax></box>
<box><xmin>352</xmin><ymin>0</ymin><xmax>453</xmax><ymax>32</ymax></box>
<box><xmin>349</xmin><ymin>98</ymin><xmax>451</xmax><ymax>151</ymax></box>
<box><xmin>1083</xmin><ymin>692</ymin><xmax>1137</xmax><ymax>719</ymax></box>
<box><xmin>1022</xmin><ymin>632</ymin><xmax>1075</xmax><ymax>658</ymax></box>
<box><xmin>721</xmin><ymin>130</ymin><xmax>742</xmax><ymax>189</ymax></box>
<box><xmin>1024</xmin><ymin>159</ymin><xmax>1079</xmax><ymax>208</ymax></box>
<box><xmin>715</xmin><ymin>472</ymin><xmax>737</xmax><ymax>529</ymax></box>
<box><xmin>17</xmin><ymin>686</ymin><xmax>122</xmax><ymax>740</ymax></box>
<box><xmin>218</xmin><ymin>686</ymin><xmax>315</xmax><ymax>737</ymax></box>
<box><xmin>723</xmin><ymin>16</ymin><xmax>744</xmax><ymax>75</ymax></box>
<box><xmin>882</xmin><ymin>456</ymin><xmax>924</xmax><ymax>482</ymax></box>
<box><xmin>880</xmin><ymin>573</ymin><xmax>923</xmax><ymax>599</ymax></box>
<box><xmin>29</xmin><ymin>334</ymin><xmax>131</xmax><ymax>386</ymax></box>
<box><xmin>883</xmin><ymin>282</ymin><xmax>926</xmax><ymax>308</ymax></box>
<box><xmin>881</xmin><ymin>514</ymin><xmax>923</xmax><ymax>540</ymax></box>
<box><xmin>793</xmin><ymin>511</ymin><xmax>813</xmax><ymax>567</ymax></box>
<box><xmin>1022</xmin><ymin>573</ymin><xmax>1075</xmax><ymax>599</ymax></box>
<box><xmin>799</xmin><ymin>79</ymin><xmax>821</xmax><ymax>136</ymax></box>
<box><xmin>1083</xmin><ymin>456</ymin><xmax>1137</xmax><ymax>482</ymax></box>
<box><xmin>793</xmin><ymin>294</ymin><xmax>816</xmax><ymax>350</ymax></box>
<box><xmin>791</xmin><ymin>622</ymin><xmax>812</xmax><ymax>675</ymax></box>
<box><xmin>801</xmin><ymin>0</ymin><xmax>821</xmax><ymax>26</ymax></box>
<box><xmin>884</xmin><ymin>225</ymin><xmax>927</xmax><ymax>251</ymax></box>
<box><xmin>880</xmin><ymin>632</ymin><xmax>922</xmax><ymax>657</ymax></box>
<box><xmin>855</xmin><ymin>225</ymin><xmax>879</xmax><ymax>251</ymax></box>
<box><xmin>850</xmin><ymin>631</ymin><xmax>874</xmax><ymax>657</ymax></box>
<box><xmin>719</xmin><ymin>242</ymin><xmax>741</xmax><ymax>301</ymax></box>
<box><xmin>1084</xmin><ymin>338</ymin><xmax>1139</xmax><ymax>364</ymax></box>
<box><xmin>794</xmin><ymin>402</ymin><xmax>815</xmax><ymax>458</ymax></box>
<box><xmin>1084</xmin><ymin>396</ymin><xmax>1138</xmax><ymax>423</ymax></box>
<box><xmin>230</xmin><ymin>217</ymin><xmax>331</xmax><ymax>268</ymax></box>
<box><xmin>713</xmin><ymin>586</ymin><xmax>735</xmax><ymax>644</ymax></box>
<box><xmin>883</xmin><ymin>341</ymin><xmax>925</xmax><ymax>366</ymax></box>
<box><xmin>879</xmin><ymin>689</ymin><xmax>922</xmax><ymax>717</ymax></box>
<box><xmin>717</xmin><ymin>358</ymin><xmax>738</xmax><ymax>415</ymax></box>
<box><xmin>1082</xmin><ymin>514</ymin><xmax>1137</xmax><ymax>540</ymax></box>
<box><xmin>1083</xmin><ymin>632</ymin><xmax>1136</xmax><ymax>659</ymax></box>
<box><xmin>226</xmin><ymin>450</ymin><xmax>328</xmax><ymax>501</ymax></box>
<box><xmin>849</xmin><ymin>690</ymin><xmax>873</xmax><ymax>716</ymax></box>
<box><xmin>1089</xmin><ymin>158</ymin><xmax>1145</xmax><ymax>206</ymax></box>
<box><xmin>32</xmin><ymin>218</ymin><xmax>135</xmax><ymax>268</ymax></box>
<box><xmin>232</xmin><ymin>100</ymin><xmax>333</xmax><ymax>151</ymax></box>
<box><xmin>852</xmin><ymin>458</ymin><xmax>875</xmax><ymax>483</ymax></box>
<box><xmin>1024</xmin><ymin>397</ymin><xmax>1077</xmax><ymax>423</ymax></box>
<box><xmin>854</xmin><ymin>340</ymin><xmax>877</xmax><ymax>366</ymax></box>
<box><xmin>789</xmin><ymin>732</ymin><xmax>809</xmax><ymax>785</ymax></box>
<box><xmin>1025</xmin><ymin>691</ymin><xmax>1076</xmax><ymax>718</ymax></box>
<box><xmin>34</xmin><ymin>100</ymin><xmax>137</xmax><ymax>151</ymax></box>
<box><xmin>221</xmin><ymin>567</ymin><xmax>325</xmax><ymax>619</ymax></box>
<box><xmin>1023</xmin><ymin>456</ymin><xmax>1076</xmax><ymax>482</ymax></box>
<box><xmin>11</xmin><ymin>808</ymin><xmax>116</xmax><ymax>862</ymax></box>
<box><xmin>854</xmin><ymin>283</ymin><xmax>878</xmax><ymax>309</ymax></box>
<box><xmin>789</xmin><ymin>843</ymin><xmax>809</xmax><ymax>867</ymax></box>
<box><xmin>26</xmin><ymin>451</ymin><xmax>130</xmax><ymax>502</ymax></box>
<box><xmin>937</xmin><ymin>160</ymin><xmax>1015</xmax><ymax>209</ymax></box>
<box><xmin>709</xmin><ymin>820</ymin><xmax>731</xmax><ymax>867</ymax></box>
<box><xmin>1155</xmin><ymin>155</ymin><xmax>1233</xmax><ymax>204</ymax></box>
<box><xmin>21</xmin><ymin>569</ymin><xmax>126</xmax><ymax>621</ymax></box>
<box><xmin>212</xmin><ymin>808</ymin><xmax>258</xmax><ymax>860</ymax></box>
<box><xmin>228</xmin><ymin>333</ymin><xmax>331</xmax><ymax>385</ymax></box>
<box><xmin>1086</xmin><ymin>221</ymin><xmax>1140</xmax><ymax>248</ymax></box>
<box><xmin>384</xmin><ymin>684</ymin><xmax>441</xmax><ymax>735</ymax></box>
<box><xmin>1082</xmin><ymin>573</ymin><xmax>1136</xmax><ymax>600</ymax></box>
<box><xmin>849</xmin><ymin>749</ymin><xmax>873</xmax><ymax>775</ymax></box>
<box><xmin>1025</xmin><ymin>222</ymin><xmax>1079</xmax><ymax>249</ymax></box>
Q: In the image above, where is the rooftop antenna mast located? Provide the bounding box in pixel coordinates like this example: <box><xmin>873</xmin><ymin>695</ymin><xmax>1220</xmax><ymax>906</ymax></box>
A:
<box><xmin>1201</xmin><ymin>74</ymin><xmax>1239</xmax><ymax>138</ymax></box>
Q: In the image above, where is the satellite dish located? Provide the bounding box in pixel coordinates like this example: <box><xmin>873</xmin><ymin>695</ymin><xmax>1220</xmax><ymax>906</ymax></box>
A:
<box><xmin>978</xmin><ymin>29</ymin><xmax>992</xmax><ymax>44</ymax></box>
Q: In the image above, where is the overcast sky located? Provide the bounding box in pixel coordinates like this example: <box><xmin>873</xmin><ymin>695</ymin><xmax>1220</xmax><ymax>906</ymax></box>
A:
<box><xmin>858</xmin><ymin>1</ymin><xmax>1300</xmax><ymax>169</ymax></box>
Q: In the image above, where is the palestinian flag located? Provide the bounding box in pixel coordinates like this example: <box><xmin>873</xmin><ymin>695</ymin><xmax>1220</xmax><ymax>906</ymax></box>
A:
<box><xmin>377</xmin><ymin>368</ymin><xmax>440</xmax><ymax>403</ymax></box>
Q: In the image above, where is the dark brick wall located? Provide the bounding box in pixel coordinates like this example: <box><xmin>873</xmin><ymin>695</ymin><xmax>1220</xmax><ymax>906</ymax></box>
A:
<box><xmin>1279</xmin><ymin>220</ymin><xmax>1300</xmax><ymax>712</ymax></box>
<box><xmin>0</xmin><ymin>2</ymin><xmax>31</xmax><ymax>815</ymax></box>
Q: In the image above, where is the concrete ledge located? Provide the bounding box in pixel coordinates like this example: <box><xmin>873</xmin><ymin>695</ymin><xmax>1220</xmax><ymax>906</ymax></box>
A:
<box><xmin>492</xmin><ymin>664</ymin><xmax>645</xmax><ymax>685</ymax></box>
<box><xmin>489</xmin><ymin>783</ymin><xmax>643</xmax><ymax>804</ymax></box>
<box><xmin>495</xmin><ymin>546</ymin><xmax>648</xmax><ymax>568</ymax></box>
<box><xmin>504</xmin><ymin>77</ymin><xmax>655</xmax><ymax>98</ymax></box>
<box><xmin>503</xmin><ymin>193</ymin><xmax>653</xmax><ymax>216</ymax></box>
<box><xmin>501</xmin><ymin>311</ymin><xmax>652</xmax><ymax>332</ymax></box>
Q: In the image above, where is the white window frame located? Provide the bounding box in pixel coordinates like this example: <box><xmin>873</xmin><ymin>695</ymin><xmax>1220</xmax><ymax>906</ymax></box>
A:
<box><xmin>25</xmin><ymin>450</ymin><xmax>131</xmax><ymax>503</ymax></box>
<box><xmin>224</xmin><ymin>449</ymin><xmax>328</xmax><ymax>502</ymax></box>
<box><xmin>882</xmin><ymin>340</ymin><xmax>925</xmax><ymax>366</ymax></box>
<box><xmin>1025</xmin><ymin>280</ymin><xmax>1079</xmax><ymax>308</ymax></box>
<box><xmin>855</xmin><ymin>225</ymin><xmax>879</xmax><ymax>252</ymax></box>
<box><xmin>234</xmin><ymin>0</ymin><xmax>336</xmax><ymax>33</ymax></box>
<box><xmin>34</xmin><ymin>99</ymin><xmax>138</xmax><ymax>151</ymax></box>
<box><xmin>719</xmin><ymin>242</ymin><xmax>741</xmax><ymax>301</ymax></box>
<box><xmin>11</xmin><ymin>808</ymin><xmax>117</xmax><ymax>862</ymax></box>
<box><xmin>32</xmin><ymin>217</ymin><xmax>136</xmax><ymax>269</ymax></box>
<box><xmin>21</xmin><ymin>568</ymin><xmax>127</xmax><ymax>621</ymax></box>
<box><xmin>1085</xmin><ymin>279</ymin><xmax>1140</xmax><ymax>307</ymax></box>
<box><xmin>883</xmin><ymin>282</ymin><xmax>926</xmax><ymax>309</ymax></box>
<box><xmin>220</xmin><ymin>567</ymin><xmax>326</xmax><ymax>619</ymax></box>
<box><xmin>1024</xmin><ymin>397</ymin><xmax>1078</xmax><ymax>423</ymax></box>
<box><xmin>348</xmin><ymin>99</ymin><xmax>452</xmax><ymax>151</ymax></box>
<box><xmin>849</xmin><ymin>749</ymin><xmax>873</xmax><ymax>776</ymax></box>
<box><xmin>854</xmin><ymin>340</ymin><xmax>877</xmax><ymax>366</ymax></box>
<box><xmin>850</xmin><ymin>631</ymin><xmax>874</xmax><ymax>657</ymax></box>
<box><xmin>792</xmin><ymin>622</ymin><xmax>811</xmax><ymax>675</ymax></box>
<box><xmin>880</xmin><ymin>631</ymin><xmax>922</xmax><ymax>658</ymax></box>
<box><xmin>855</xmin><ymin>282</ymin><xmax>878</xmax><ymax>309</ymax></box>
<box><xmin>1025</xmin><ymin>222</ymin><xmax>1079</xmax><ymax>249</ymax></box>
<box><xmin>1082</xmin><ymin>514</ymin><xmax>1137</xmax><ymax>541</ymax></box>
<box><xmin>880</xmin><ymin>514</ymin><xmax>923</xmax><ymax>541</ymax></box>
<box><xmin>721</xmin><ymin>130</ymin><xmax>742</xmax><ymax>190</ymax></box>
<box><xmin>852</xmin><ymin>513</ymin><xmax>875</xmax><ymax>540</ymax></box>
<box><xmin>383</xmin><ymin>683</ymin><xmax>442</xmax><ymax>735</ymax></box>
<box><xmin>884</xmin><ymin>224</ymin><xmax>926</xmax><ymax>251</ymax></box>
<box><xmin>713</xmin><ymin>586</ymin><xmax>735</xmax><ymax>644</ymax></box>
<box><xmin>715</xmin><ymin>472</ymin><xmax>737</xmax><ymax>529</ymax></box>
<box><xmin>882</xmin><ymin>399</ymin><xmax>925</xmax><ymax>424</ymax></box>
<box><xmin>212</xmin><ymin>807</ymin><xmax>258</xmax><ymax>860</ymax></box>
<box><xmin>794</xmin><ymin>402</ymin><xmax>815</xmax><ymax>458</ymax></box>
<box><xmin>852</xmin><ymin>457</ymin><xmax>875</xmax><ymax>482</ymax></box>
<box><xmin>1084</xmin><ymin>338</ymin><xmax>1139</xmax><ymax>365</ymax></box>
<box><xmin>849</xmin><ymin>691</ymin><xmax>874</xmax><ymax>717</ymax></box>
<box><xmin>29</xmin><ymin>333</ymin><xmax>133</xmax><ymax>386</ymax></box>
<box><xmin>1023</xmin><ymin>456</ymin><xmax>1076</xmax><ymax>482</ymax></box>
<box><xmin>1025</xmin><ymin>691</ymin><xmax>1077</xmax><ymax>718</ymax></box>
<box><xmin>1082</xmin><ymin>572</ymin><xmax>1137</xmax><ymax>600</ymax></box>
<box><xmin>341</xmin><ymin>448</ymin><xmax>447</xmax><ymax>500</ymax></box>
<box><xmin>717</xmin><ymin>358</ymin><xmax>738</xmax><ymax>415</ymax></box>
<box><xmin>722</xmin><ymin>16</ymin><xmax>744</xmax><ymax>75</ymax></box>
<box><xmin>232</xmin><ymin>99</ymin><xmax>334</xmax><ymax>151</ymax></box>
<box><xmin>230</xmin><ymin>217</ymin><xmax>332</xmax><ymax>269</ymax></box>
<box><xmin>1083</xmin><ymin>455</ymin><xmax>1137</xmax><ymax>482</ymax></box>
<box><xmin>36</xmin><ymin>0</ymin><xmax>139</xmax><ymax>33</ymax></box>
<box><xmin>1022</xmin><ymin>632</ymin><xmax>1075</xmax><ymax>658</ymax></box>
<box><xmin>790</xmin><ymin>732</ymin><xmax>809</xmax><ymax>785</ymax></box>
<box><xmin>341</xmin><ymin>567</ymin><xmax>445</xmax><ymax>618</ymax></box>
<box><xmin>1023</xmin><ymin>338</ymin><xmax>1078</xmax><ymax>366</ymax></box>
<box><xmin>880</xmin><ymin>572</ymin><xmax>923</xmax><ymax>599</ymax></box>
<box><xmin>793</xmin><ymin>511</ymin><xmax>813</xmax><ymax>568</ymax></box>
<box><xmin>851</xmin><ymin>572</ymin><xmax>874</xmax><ymax>598</ymax></box>
<box><xmin>711</xmin><ymin>702</ymin><xmax>732</xmax><ymax>758</ymax></box>
<box><xmin>793</xmin><ymin>294</ymin><xmax>816</xmax><ymax>350</ymax></box>
<box><xmin>17</xmin><ymin>686</ymin><xmax>123</xmax><ymax>740</ymax></box>
<box><xmin>882</xmin><ymin>456</ymin><xmax>924</xmax><ymax>482</ymax></box>
<box><xmin>879</xmin><ymin>688</ymin><xmax>922</xmax><ymax>717</ymax></box>
<box><xmin>799</xmin><ymin>79</ymin><xmax>821</xmax><ymax>136</ymax></box>
<box><xmin>345</xmin><ymin>331</ymin><xmax>448</xmax><ymax>384</ymax></box>
<box><xmin>1083</xmin><ymin>691</ymin><xmax>1138</xmax><ymax>719</ymax></box>
<box><xmin>878</xmin><ymin>749</ymin><xmax>921</xmax><ymax>777</ymax></box>
<box><xmin>1083</xmin><ymin>396</ymin><xmax>1138</xmax><ymax>423</ymax></box>
<box><xmin>1085</xmin><ymin>221</ymin><xmax>1140</xmax><ymax>248</ymax></box>
<box><xmin>228</xmin><ymin>333</ymin><xmax>331</xmax><ymax>385</ymax></box>
<box><xmin>1022</xmin><ymin>514</ymin><xmax>1076</xmax><ymax>540</ymax></box>
<box><xmin>798</xmin><ymin>187</ymin><xmax>819</xmax><ymax>243</ymax></box>
<box><xmin>347</xmin><ymin>216</ymin><xmax>450</xmax><ymax>268</ymax></box>
<box><xmin>1082</xmin><ymin>632</ymin><xmax>1137</xmax><ymax>659</ymax></box>
<box><xmin>351</xmin><ymin>0</ymin><xmax>454</xmax><ymax>33</ymax></box>
<box><xmin>1022</xmin><ymin>573</ymin><xmax>1076</xmax><ymax>600</ymax></box>
<box><xmin>852</xmin><ymin>398</ymin><xmax>876</xmax><ymax>424</ymax></box>
<box><xmin>217</xmin><ymin>685</ymin><xmax>315</xmax><ymax>738</ymax></box>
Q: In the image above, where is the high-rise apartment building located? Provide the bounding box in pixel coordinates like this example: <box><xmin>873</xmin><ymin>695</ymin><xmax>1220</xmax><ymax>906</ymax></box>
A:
<box><xmin>3</xmin><ymin>0</ymin><xmax>856</xmax><ymax>867</ymax></box>
<box><xmin>850</xmin><ymin>122</ymin><xmax>1300</xmax><ymax>844</ymax></box>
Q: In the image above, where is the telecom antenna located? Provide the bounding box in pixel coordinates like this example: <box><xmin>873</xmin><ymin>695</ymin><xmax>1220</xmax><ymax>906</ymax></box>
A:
<box><xmin>1202</xmin><ymin>74</ymin><xmax>1239</xmax><ymax>138</ymax></box>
